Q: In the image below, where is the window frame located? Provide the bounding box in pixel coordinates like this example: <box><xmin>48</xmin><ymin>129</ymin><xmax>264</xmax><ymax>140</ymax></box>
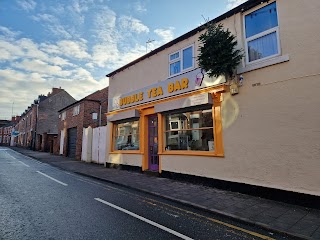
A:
<box><xmin>61</xmin><ymin>111</ymin><xmax>66</xmax><ymax>121</ymax></box>
<box><xmin>163</xmin><ymin>108</ymin><xmax>215</xmax><ymax>152</ymax></box>
<box><xmin>73</xmin><ymin>105</ymin><xmax>80</xmax><ymax>116</ymax></box>
<box><xmin>168</xmin><ymin>44</ymin><xmax>195</xmax><ymax>77</ymax></box>
<box><xmin>243</xmin><ymin>1</ymin><xmax>281</xmax><ymax>65</ymax></box>
<box><xmin>112</xmin><ymin>119</ymin><xmax>140</xmax><ymax>152</ymax></box>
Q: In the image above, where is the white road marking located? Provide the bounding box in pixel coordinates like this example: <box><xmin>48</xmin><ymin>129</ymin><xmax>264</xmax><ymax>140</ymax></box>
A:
<box><xmin>94</xmin><ymin>198</ymin><xmax>193</xmax><ymax>240</ymax></box>
<box><xmin>18</xmin><ymin>161</ymin><xmax>30</xmax><ymax>167</ymax></box>
<box><xmin>37</xmin><ymin>171</ymin><xmax>68</xmax><ymax>186</ymax></box>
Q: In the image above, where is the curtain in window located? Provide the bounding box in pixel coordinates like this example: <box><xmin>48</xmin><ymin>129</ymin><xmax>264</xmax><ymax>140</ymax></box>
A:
<box><xmin>248</xmin><ymin>32</ymin><xmax>278</xmax><ymax>62</ymax></box>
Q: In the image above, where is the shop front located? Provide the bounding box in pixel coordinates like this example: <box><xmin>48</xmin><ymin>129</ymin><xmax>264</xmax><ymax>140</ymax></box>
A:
<box><xmin>107</xmin><ymin>68</ymin><xmax>227</xmax><ymax>173</ymax></box>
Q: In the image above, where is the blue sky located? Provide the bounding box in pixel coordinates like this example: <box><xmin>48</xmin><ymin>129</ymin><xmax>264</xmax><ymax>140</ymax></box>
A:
<box><xmin>0</xmin><ymin>0</ymin><xmax>246</xmax><ymax>119</ymax></box>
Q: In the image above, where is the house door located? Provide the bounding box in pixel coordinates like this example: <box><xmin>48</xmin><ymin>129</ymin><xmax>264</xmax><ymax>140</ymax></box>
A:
<box><xmin>148</xmin><ymin>115</ymin><xmax>159</xmax><ymax>171</ymax></box>
<box><xmin>67</xmin><ymin>127</ymin><xmax>77</xmax><ymax>158</ymax></box>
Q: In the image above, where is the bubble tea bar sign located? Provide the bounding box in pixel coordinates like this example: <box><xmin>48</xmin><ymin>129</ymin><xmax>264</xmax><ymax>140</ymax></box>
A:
<box><xmin>109</xmin><ymin>68</ymin><xmax>226</xmax><ymax>111</ymax></box>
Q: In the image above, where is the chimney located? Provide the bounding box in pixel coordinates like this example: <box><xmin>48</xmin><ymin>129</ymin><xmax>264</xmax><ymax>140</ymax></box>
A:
<box><xmin>50</xmin><ymin>87</ymin><xmax>64</xmax><ymax>96</ymax></box>
<box><xmin>38</xmin><ymin>94</ymin><xmax>47</xmax><ymax>102</ymax></box>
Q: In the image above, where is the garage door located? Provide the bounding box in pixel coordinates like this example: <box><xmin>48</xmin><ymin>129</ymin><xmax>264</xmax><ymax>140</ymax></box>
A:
<box><xmin>67</xmin><ymin>127</ymin><xmax>77</xmax><ymax>158</ymax></box>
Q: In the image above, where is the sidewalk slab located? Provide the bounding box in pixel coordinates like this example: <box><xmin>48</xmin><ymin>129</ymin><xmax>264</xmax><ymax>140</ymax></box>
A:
<box><xmin>9</xmin><ymin>147</ymin><xmax>320</xmax><ymax>240</ymax></box>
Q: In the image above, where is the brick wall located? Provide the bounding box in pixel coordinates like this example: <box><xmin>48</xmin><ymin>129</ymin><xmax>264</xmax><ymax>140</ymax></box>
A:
<box><xmin>57</xmin><ymin>87</ymin><xmax>109</xmax><ymax>160</ymax></box>
<box><xmin>37</xmin><ymin>90</ymin><xmax>76</xmax><ymax>135</ymax></box>
<box><xmin>58</xmin><ymin>102</ymin><xmax>85</xmax><ymax>160</ymax></box>
<box><xmin>85</xmin><ymin>87</ymin><xmax>109</xmax><ymax>126</ymax></box>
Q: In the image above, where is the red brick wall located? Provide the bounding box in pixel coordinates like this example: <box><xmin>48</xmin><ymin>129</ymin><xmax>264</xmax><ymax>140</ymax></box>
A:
<box><xmin>85</xmin><ymin>87</ymin><xmax>109</xmax><ymax>126</ymax></box>
<box><xmin>58</xmin><ymin>87</ymin><xmax>109</xmax><ymax>160</ymax></box>
<box><xmin>58</xmin><ymin>102</ymin><xmax>85</xmax><ymax>160</ymax></box>
<box><xmin>53</xmin><ymin>136</ymin><xmax>59</xmax><ymax>155</ymax></box>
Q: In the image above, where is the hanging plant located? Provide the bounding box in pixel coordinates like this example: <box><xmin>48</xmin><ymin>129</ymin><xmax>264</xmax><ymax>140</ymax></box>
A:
<box><xmin>198</xmin><ymin>23</ymin><xmax>243</xmax><ymax>80</ymax></box>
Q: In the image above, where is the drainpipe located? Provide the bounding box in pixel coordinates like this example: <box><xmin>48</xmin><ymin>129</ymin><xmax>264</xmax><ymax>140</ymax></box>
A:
<box><xmin>99</xmin><ymin>102</ymin><xmax>102</xmax><ymax>127</ymax></box>
<box><xmin>33</xmin><ymin>103</ymin><xmax>38</xmax><ymax>150</ymax></box>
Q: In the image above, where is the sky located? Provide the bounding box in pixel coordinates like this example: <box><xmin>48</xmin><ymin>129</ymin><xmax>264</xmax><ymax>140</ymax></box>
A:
<box><xmin>0</xmin><ymin>0</ymin><xmax>246</xmax><ymax>120</ymax></box>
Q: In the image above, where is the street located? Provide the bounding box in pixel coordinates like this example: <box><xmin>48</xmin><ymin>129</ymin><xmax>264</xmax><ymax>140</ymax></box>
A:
<box><xmin>0</xmin><ymin>147</ymin><xmax>288</xmax><ymax>240</ymax></box>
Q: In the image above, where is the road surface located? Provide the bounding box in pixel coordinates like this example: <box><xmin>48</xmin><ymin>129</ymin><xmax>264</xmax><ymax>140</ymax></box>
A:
<box><xmin>0</xmin><ymin>147</ymin><xmax>288</xmax><ymax>239</ymax></box>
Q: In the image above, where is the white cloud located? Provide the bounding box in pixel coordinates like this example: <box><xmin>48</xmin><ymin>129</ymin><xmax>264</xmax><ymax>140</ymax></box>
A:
<box><xmin>18</xmin><ymin>38</ymin><xmax>48</xmax><ymax>60</ymax></box>
<box><xmin>0</xmin><ymin>26</ymin><xmax>21</xmax><ymax>39</ymax></box>
<box><xmin>71</xmin><ymin>0</ymin><xmax>94</xmax><ymax>14</ymax></box>
<box><xmin>134</xmin><ymin>1</ymin><xmax>147</xmax><ymax>13</ymax></box>
<box><xmin>118</xmin><ymin>16</ymin><xmax>149</xmax><ymax>34</ymax></box>
<box><xmin>94</xmin><ymin>7</ymin><xmax>118</xmax><ymax>43</ymax></box>
<box><xmin>31</xmin><ymin>13</ymin><xmax>56</xmax><ymax>23</ymax></box>
<box><xmin>13</xmin><ymin>59</ymin><xmax>72</xmax><ymax>77</ymax></box>
<box><xmin>0</xmin><ymin>68</ymin><xmax>29</xmax><ymax>82</ymax></box>
<box><xmin>92</xmin><ymin>44</ymin><xmax>119</xmax><ymax>67</ymax></box>
<box><xmin>16</xmin><ymin>0</ymin><xmax>36</xmax><ymax>11</ymax></box>
<box><xmin>50</xmin><ymin>57</ymin><xmax>74</xmax><ymax>67</ymax></box>
<box><xmin>0</xmin><ymin>39</ymin><xmax>25</xmax><ymax>60</ymax></box>
<box><xmin>57</xmin><ymin>40</ymin><xmax>91</xmax><ymax>59</ymax></box>
<box><xmin>154</xmin><ymin>27</ymin><xmax>175</xmax><ymax>44</ymax></box>
<box><xmin>31</xmin><ymin>13</ymin><xmax>73</xmax><ymax>39</ymax></box>
<box><xmin>85</xmin><ymin>63</ymin><xmax>94</xmax><ymax>68</ymax></box>
<box><xmin>227</xmin><ymin>0</ymin><xmax>248</xmax><ymax>9</ymax></box>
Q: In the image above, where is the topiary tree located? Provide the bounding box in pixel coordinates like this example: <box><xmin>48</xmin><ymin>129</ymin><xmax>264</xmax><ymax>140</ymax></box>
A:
<box><xmin>198</xmin><ymin>23</ymin><xmax>243</xmax><ymax>80</ymax></box>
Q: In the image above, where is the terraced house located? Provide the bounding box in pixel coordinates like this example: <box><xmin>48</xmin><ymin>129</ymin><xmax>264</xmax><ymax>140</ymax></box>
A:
<box><xmin>105</xmin><ymin>0</ymin><xmax>320</xmax><ymax>198</ymax></box>
<box><xmin>14</xmin><ymin>88</ymin><xmax>76</xmax><ymax>153</ymax></box>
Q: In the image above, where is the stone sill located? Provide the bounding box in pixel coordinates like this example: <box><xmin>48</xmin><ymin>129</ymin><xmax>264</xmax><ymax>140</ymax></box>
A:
<box><xmin>237</xmin><ymin>54</ymin><xmax>290</xmax><ymax>74</ymax></box>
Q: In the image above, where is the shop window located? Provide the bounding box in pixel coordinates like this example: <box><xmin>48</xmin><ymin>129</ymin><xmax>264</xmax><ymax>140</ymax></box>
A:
<box><xmin>73</xmin><ymin>105</ymin><xmax>80</xmax><ymax>116</ymax></box>
<box><xmin>169</xmin><ymin>45</ymin><xmax>194</xmax><ymax>76</ymax></box>
<box><xmin>244</xmin><ymin>2</ymin><xmax>279</xmax><ymax>63</ymax></box>
<box><xmin>164</xmin><ymin>108</ymin><xmax>214</xmax><ymax>151</ymax></box>
<box><xmin>114</xmin><ymin>120</ymin><xmax>140</xmax><ymax>150</ymax></box>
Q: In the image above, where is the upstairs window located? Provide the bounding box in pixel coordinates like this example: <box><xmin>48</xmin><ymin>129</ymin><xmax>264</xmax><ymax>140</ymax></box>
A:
<box><xmin>169</xmin><ymin>45</ymin><xmax>194</xmax><ymax>76</ymax></box>
<box><xmin>244</xmin><ymin>2</ymin><xmax>279</xmax><ymax>63</ymax></box>
<box><xmin>73</xmin><ymin>105</ymin><xmax>80</xmax><ymax>116</ymax></box>
<box><xmin>61</xmin><ymin>111</ymin><xmax>66</xmax><ymax>121</ymax></box>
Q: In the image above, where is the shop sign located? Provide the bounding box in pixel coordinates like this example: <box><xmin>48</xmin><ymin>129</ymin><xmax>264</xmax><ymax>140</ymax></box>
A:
<box><xmin>109</xmin><ymin>68</ymin><xmax>226</xmax><ymax>111</ymax></box>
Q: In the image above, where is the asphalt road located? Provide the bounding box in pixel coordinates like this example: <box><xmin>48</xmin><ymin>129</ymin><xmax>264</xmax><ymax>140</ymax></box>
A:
<box><xmin>0</xmin><ymin>147</ymin><xmax>289</xmax><ymax>240</ymax></box>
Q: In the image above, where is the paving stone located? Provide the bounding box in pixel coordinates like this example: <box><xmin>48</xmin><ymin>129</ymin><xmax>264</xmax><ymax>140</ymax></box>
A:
<box><xmin>289</xmin><ymin>220</ymin><xmax>320</xmax><ymax>237</ymax></box>
<box><xmin>262</xmin><ymin>206</ymin><xmax>290</xmax><ymax>218</ymax></box>
<box><xmin>269</xmin><ymin>221</ymin><xmax>292</xmax><ymax>231</ymax></box>
<box><xmin>300</xmin><ymin>211</ymin><xmax>320</xmax><ymax>224</ymax></box>
<box><xmin>249</xmin><ymin>213</ymin><xmax>277</xmax><ymax>225</ymax></box>
<box><xmin>311</xmin><ymin>227</ymin><xmax>320</xmax><ymax>239</ymax></box>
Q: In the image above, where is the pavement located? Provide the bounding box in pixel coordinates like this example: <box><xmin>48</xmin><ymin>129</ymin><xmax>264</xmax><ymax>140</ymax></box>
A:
<box><xmin>8</xmin><ymin>147</ymin><xmax>320</xmax><ymax>240</ymax></box>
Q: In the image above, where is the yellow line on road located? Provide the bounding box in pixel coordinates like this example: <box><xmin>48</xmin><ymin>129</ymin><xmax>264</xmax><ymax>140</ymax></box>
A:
<box><xmin>62</xmin><ymin>172</ymin><xmax>274</xmax><ymax>239</ymax></box>
<box><xmin>142</xmin><ymin>199</ymin><xmax>275</xmax><ymax>240</ymax></box>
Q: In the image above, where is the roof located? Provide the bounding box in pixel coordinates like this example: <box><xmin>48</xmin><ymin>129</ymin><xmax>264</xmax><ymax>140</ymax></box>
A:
<box><xmin>58</xmin><ymin>87</ymin><xmax>108</xmax><ymax>112</ymax></box>
<box><xmin>106</xmin><ymin>0</ymin><xmax>264</xmax><ymax>78</ymax></box>
<box><xmin>58</xmin><ymin>98</ymin><xmax>100</xmax><ymax>113</ymax></box>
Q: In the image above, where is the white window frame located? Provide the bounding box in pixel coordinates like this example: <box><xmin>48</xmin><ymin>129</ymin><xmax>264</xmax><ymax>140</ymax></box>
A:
<box><xmin>61</xmin><ymin>111</ymin><xmax>66</xmax><ymax>121</ymax></box>
<box><xmin>243</xmin><ymin>1</ymin><xmax>280</xmax><ymax>65</ymax></box>
<box><xmin>73</xmin><ymin>105</ymin><xmax>80</xmax><ymax>116</ymax></box>
<box><xmin>168</xmin><ymin>44</ymin><xmax>194</xmax><ymax>77</ymax></box>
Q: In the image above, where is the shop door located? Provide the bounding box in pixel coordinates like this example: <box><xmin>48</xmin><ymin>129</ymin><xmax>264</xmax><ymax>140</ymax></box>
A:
<box><xmin>67</xmin><ymin>127</ymin><xmax>77</xmax><ymax>158</ymax></box>
<box><xmin>148</xmin><ymin>115</ymin><xmax>159</xmax><ymax>171</ymax></box>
